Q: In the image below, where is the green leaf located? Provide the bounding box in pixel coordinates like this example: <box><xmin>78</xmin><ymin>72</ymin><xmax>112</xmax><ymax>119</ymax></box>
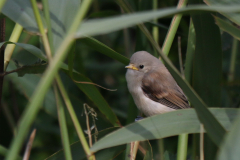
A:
<box><xmin>2</xmin><ymin>41</ymin><xmax>120</xmax><ymax>127</ymax></box>
<box><xmin>48</xmin><ymin>0</ymin><xmax>80</xmax><ymax>52</ymax></box>
<box><xmin>6</xmin><ymin>62</ymin><xmax>57</xmax><ymax>117</ymax></box>
<box><xmin>61</xmin><ymin>69</ymin><xmax>121</xmax><ymax>127</ymax></box>
<box><xmin>90</xmin><ymin>108</ymin><xmax>239</xmax><ymax>152</ymax></box>
<box><xmin>191</xmin><ymin>4</ymin><xmax>222</xmax><ymax>107</ymax></box>
<box><xmin>204</xmin><ymin>0</ymin><xmax>240</xmax><ymax>25</ymax></box>
<box><xmin>13</xmin><ymin>61</ymin><xmax>47</xmax><ymax>77</ymax></box>
<box><xmin>2</xmin><ymin>0</ymin><xmax>44</xmax><ymax>33</ymax></box>
<box><xmin>191</xmin><ymin>1</ymin><xmax>223</xmax><ymax>152</ymax></box>
<box><xmin>76</xmin><ymin>5</ymin><xmax>240</xmax><ymax>38</ymax></box>
<box><xmin>214</xmin><ymin>16</ymin><xmax>240</xmax><ymax>40</ymax></box>
<box><xmin>217</xmin><ymin>114</ymin><xmax>240</xmax><ymax>160</ymax></box>
<box><xmin>46</xmin><ymin>127</ymin><xmax>121</xmax><ymax>160</ymax></box>
<box><xmin>0</xmin><ymin>41</ymin><xmax>47</xmax><ymax>61</ymax></box>
<box><xmin>68</xmin><ymin>40</ymin><xmax>76</xmax><ymax>78</ymax></box>
<box><xmin>184</xmin><ymin>19</ymin><xmax>195</xmax><ymax>83</ymax></box>
<box><xmin>143</xmin><ymin>141</ymin><xmax>153</xmax><ymax>160</ymax></box>
<box><xmin>0</xmin><ymin>145</ymin><xmax>22</xmax><ymax>160</ymax></box>
<box><xmin>80</xmin><ymin>37</ymin><xmax>129</xmax><ymax>65</ymax></box>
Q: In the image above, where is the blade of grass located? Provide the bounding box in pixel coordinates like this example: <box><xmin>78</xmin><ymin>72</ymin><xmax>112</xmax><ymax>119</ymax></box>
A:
<box><xmin>217</xmin><ymin>113</ymin><xmax>240</xmax><ymax>160</ymax></box>
<box><xmin>46</xmin><ymin>127</ymin><xmax>119</xmax><ymax>160</ymax></box>
<box><xmin>184</xmin><ymin>18</ymin><xmax>195</xmax><ymax>82</ymax></box>
<box><xmin>162</xmin><ymin>0</ymin><xmax>188</xmax><ymax>56</ymax></box>
<box><xmin>228</xmin><ymin>38</ymin><xmax>238</xmax><ymax>82</ymax></box>
<box><xmin>55</xmin><ymin>75</ymin><xmax>95</xmax><ymax>159</ymax></box>
<box><xmin>177</xmin><ymin>134</ymin><xmax>189</xmax><ymax>160</ymax></box>
<box><xmin>5</xmin><ymin>0</ymin><xmax>93</xmax><ymax>159</ymax></box>
<box><xmin>68</xmin><ymin>40</ymin><xmax>76</xmax><ymax>78</ymax></box>
<box><xmin>152</xmin><ymin>0</ymin><xmax>159</xmax><ymax>57</ymax></box>
<box><xmin>214</xmin><ymin>16</ymin><xmax>240</xmax><ymax>41</ymax></box>
<box><xmin>0</xmin><ymin>145</ymin><xmax>21</xmax><ymax>160</ymax></box>
<box><xmin>42</xmin><ymin>0</ymin><xmax>54</xmax><ymax>54</ymax></box>
<box><xmin>54</xmin><ymin>83</ymin><xmax>73</xmax><ymax>160</ymax></box>
<box><xmin>80</xmin><ymin>36</ymin><xmax>129</xmax><ymax>65</ymax></box>
<box><xmin>30</xmin><ymin>0</ymin><xmax>52</xmax><ymax>59</ymax></box>
<box><xmin>90</xmin><ymin>108</ymin><xmax>237</xmax><ymax>152</ymax></box>
<box><xmin>190</xmin><ymin>1</ymin><xmax>223</xmax><ymax>158</ymax></box>
<box><xmin>4</xmin><ymin>23</ymin><xmax>23</xmax><ymax>71</ymax></box>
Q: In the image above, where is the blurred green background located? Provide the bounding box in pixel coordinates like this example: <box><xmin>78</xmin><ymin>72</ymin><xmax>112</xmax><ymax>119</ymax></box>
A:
<box><xmin>1</xmin><ymin>0</ymin><xmax>240</xmax><ymax>160</ymax></box>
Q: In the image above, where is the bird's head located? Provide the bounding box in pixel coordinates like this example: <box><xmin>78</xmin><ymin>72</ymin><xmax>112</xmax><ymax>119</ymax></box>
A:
<box><xmin>125</xmin><ymin>51</ymin><xmax>162</xmax><ymax>74</ymax></box>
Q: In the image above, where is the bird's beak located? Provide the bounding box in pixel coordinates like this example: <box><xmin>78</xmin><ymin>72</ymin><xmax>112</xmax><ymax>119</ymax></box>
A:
<box><xmin>125</xmin><ymin>63</ymin><xmax>139</xmax><ymax>71</ymax></box>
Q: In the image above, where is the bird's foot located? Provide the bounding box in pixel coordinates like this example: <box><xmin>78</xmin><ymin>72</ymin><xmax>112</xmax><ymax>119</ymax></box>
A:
<box><xmin>135</xmin><ymin>116</ymin><xmax>144</xmax><ymax>122</ymax></box>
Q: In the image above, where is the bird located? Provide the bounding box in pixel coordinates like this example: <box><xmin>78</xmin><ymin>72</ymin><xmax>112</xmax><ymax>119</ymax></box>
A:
<box><xmin>125</xmin><ymin>51</ymin><xmax>190</xmax><ymax>117</ymax></box>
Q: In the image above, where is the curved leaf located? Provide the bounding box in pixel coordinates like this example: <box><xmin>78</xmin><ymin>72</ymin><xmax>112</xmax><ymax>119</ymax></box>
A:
<box><xmin>46</xmin><ymin>127</ymin><xmax>121</xmax><ymax>160</ymax></box>
<box><xmin>76</xmin><ymin>5</ymin><xmax>240</xmax><ymax>38</ymax></box>
<box><xmin>217</xmin><ymin>114</ymin><xmax>240</xmax><ymax>160</ymax></box>
<box><xmin>214</xmin><ymin>16</ymin><xmax>240</xmax><ymax>40</ymax></box>
<box><xmin>2</xmin><ymin>0</ymin><xmax>44</xmax><ymax>33</ymax></box>
<box><xmin>79</xmin><ymin>37</ymin><xmax>129</xmax><ymax>65</ymax></box>
<box><xmin>204</xmin><ymin>0</ymin><xmax>240</xmax><ymax>25</ymax></box>
<box><xmin>90</xmin><ymin>108</ymin><xmax>239</xmax><ymax>152</ymax></box>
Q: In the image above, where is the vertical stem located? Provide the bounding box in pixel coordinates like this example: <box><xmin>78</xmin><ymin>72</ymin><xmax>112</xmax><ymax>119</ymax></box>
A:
<box><xmin>42</xmin><ymin>0</ymin><xmax>54</xmax><ymax>53</ymax></box>
<box><xmin>0</xmin><ymin>145</ymin><xmax>22</xmax><ymax>160</ymax></box>
<box><xmin>178</xmin><ymin>36</ymin><xmax>184</xmax><ymax>77</ymax></box>
<box><xmin>54</xmin><ymin>83</ymin><xmax>73</xmax><ymax>160</ymax></box>
<box><xmin>158</xmin><ymin>139</ymin><xmax>164</xmax><ymax>160</ymax></box>
<box><xmin>0</xmin><ymin>18</ymin><xmax>5</xmax><ymax>108</ymax></box>
<box><xmin>4</xmin><ymin>23</ymin><xmax>23</xmax><ymax>71</ymax></box>
<box><xmin>228</xmin><ymin>38</ymin><xmax>238</xmax><ymax>82</ymax></box>
<box><xmin>23</xmin><ymin>129</ymin><xmax>36</xmax><ymax>160</ymax></box>
<box><xmin>152</xmin><ymin>0</ymin><xmax>159</xmax><ymax>56</ymax></box>
<box><xmin>130</xmin><ymin>141</ymin><xmax>139</xmax><ymax>160</ymax></box>
<box><xmin>56</xmin><ymin>76</ymin><xmax>95</xmax><ymax>160</ymax></box>
<box><xmin>162</xmin><ymin>0</ymin><xmax>188</xmax><ymax>56</ymax></box>
<box><xmin>200</xmin><ymin>124</ymin><xmax>204</xmax><ymax>160</ymax></box>
<box><xmin>30</xmin><ymin>0</ymin><xmax>52</xmax><ymax>60</ymax></box>
<box><xmin>177</xmin><ymin>134</ymin><xmax>189</xmax><ymax>160</ymax></box>
<box><xmin>125</xmin><ymin>143</ymin><xmax>131</xmax><ymax>160</ymax></box>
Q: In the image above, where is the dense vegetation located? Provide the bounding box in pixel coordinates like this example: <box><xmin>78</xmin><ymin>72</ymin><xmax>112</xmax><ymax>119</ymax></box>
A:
<box><xmin>0</xmin><ymin>0</ymin><xmax>240</xmax><ymax>160</ymax></box>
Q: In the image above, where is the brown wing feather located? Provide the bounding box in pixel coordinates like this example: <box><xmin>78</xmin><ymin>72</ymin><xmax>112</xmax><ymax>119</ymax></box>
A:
<box><xmin>141</xmin><ymin>70</ymin><xmax>190</xmax><ymax>110</ymax></box>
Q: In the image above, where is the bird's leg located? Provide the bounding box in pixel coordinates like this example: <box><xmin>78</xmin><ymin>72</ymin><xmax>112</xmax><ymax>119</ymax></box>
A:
<box><xmin>135</xmin><ymin>116</ymin><xmax>144</xmax><ymax>121</ymax></box>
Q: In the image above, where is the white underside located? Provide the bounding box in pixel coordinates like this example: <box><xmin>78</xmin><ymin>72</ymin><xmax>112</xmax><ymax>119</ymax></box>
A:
<box><xmin>126</xmin><ymin>69</ymin><xmax>174</xmax><ymax>116</ymax></box>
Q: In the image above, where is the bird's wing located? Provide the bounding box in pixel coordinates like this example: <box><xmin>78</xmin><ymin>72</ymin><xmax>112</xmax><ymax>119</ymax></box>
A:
<box><xmin>141</xmin><ymin>71</ymin><xmax>190</xmax><ymax>109</ymax></box>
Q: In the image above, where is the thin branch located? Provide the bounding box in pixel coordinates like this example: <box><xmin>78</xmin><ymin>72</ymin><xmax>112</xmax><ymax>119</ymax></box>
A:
<box><xmin>130</xmin><ymin>141</ymin><xmax>139</xmax><ymax>160</ymax></box>
<box><xmin>0</xmin><ymin>66</ymin><xmax>25</xmax><ymax>77</ymax></box>
<box><xmin>23</xmin><ymin>129</ymin><xmax>37</xmax><ymax>160</ymax></box>
<box><xmin>200</xmin><ymin>124</ymin><xmax>204</xmax><ymax>160</ymax></box>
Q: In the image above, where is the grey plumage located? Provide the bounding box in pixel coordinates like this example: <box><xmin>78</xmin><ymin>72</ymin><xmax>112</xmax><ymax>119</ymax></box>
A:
<box><xmin>126</xmin><ymin>51</ymin><xmax>189</xmax><ymax>116</ymax></box>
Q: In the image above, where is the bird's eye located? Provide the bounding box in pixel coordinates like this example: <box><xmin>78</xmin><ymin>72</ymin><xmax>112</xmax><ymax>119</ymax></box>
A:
<box><xmin>139</xmin><ymin>65</ymin><xmax>144</xmax><ymax>69</ymax></box>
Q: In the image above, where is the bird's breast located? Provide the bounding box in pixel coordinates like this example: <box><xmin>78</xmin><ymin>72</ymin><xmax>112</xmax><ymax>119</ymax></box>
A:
<box><xmin>126</xmin><ymin>69</ymin><xmax>174</xmax><ymax>116</ymax></box>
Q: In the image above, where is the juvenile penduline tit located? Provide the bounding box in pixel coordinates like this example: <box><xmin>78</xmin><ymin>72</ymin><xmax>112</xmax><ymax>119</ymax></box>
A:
<box><xmin>125</xmin><ymin>51</ymin><xmax>190</xmax><ymax>117</ymax></box>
